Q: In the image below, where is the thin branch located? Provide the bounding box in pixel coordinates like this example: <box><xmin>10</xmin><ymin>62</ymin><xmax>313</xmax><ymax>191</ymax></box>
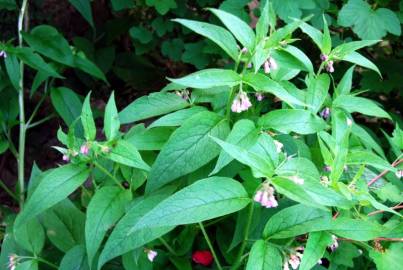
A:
<box><xmin>367</xmin><ymin>204</ymin><xmax>403</xmax><ymax>216</ymax></box>
<box><xmin>367</xmin><ymin>158</ymin><xmax>402</xmax><ymax>187</ymax></box>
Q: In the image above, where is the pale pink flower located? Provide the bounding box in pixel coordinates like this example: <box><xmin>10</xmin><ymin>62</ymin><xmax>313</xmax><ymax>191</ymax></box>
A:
<box><xmin>231</xmin><ymin>92</ymin><xmax>252</xmax><ymax>113</ymax></box>
<box><xmin>8</xmin><ymin>254</ymin><xmax>17</xmax><ymax>270</ymax></box>
<box><xmin>320</xmin><ymin>53</ymin><xmax>328</xmax><ymax>62</ymax></box>
<box><xmin>329</xmin><ymin>235</ymin><xmax>339</xmax><ymax>251</ymax></box>
<box><xmin>320</xmin><ymin>176</ymin><xmax>330</xmax><ymax>187</ymax></box>
<box><xmin>0</xmin><ymin>50</ymin><xmax>7</xmax><ymax>58</ymax></box>
<box><xmin>326</xmin><ymin>60</ymin><xmax>334</xmax><ymax>73</ymax></box>
<box><xmin>264</xmin><ymin>60</ymin><xmax>271</xmax><ymax>73</ymax></box>
<box><xmin>274</xmin><ymin>140</ymin><xmax>283</xmax><ymax>153</ymax></box>
<box><xmin>254</xmin><ymin>185</ymin><xmax>278</xmax><ymax>208</ymax></box>
<box><xmin>247</xmin><ymin>63</ymin><xmax>253</xmax><ymax>69</ymax></box>
<box><xmin>255</xmin><ymin>92</ymin><xmax>264</xmax><ymax>101</ymax></box>
<box><xmin>80</xmin><ymin>144</ymin><xmax>89</xmax><ymax>155</ymax></box>
<box><xmin>283</xmin><ymin>260</ymin><xmax>290</xmax><ymax>270</ymax></box>
<box><xmin>146</xmin><ymin>249</ymin><xmax>158</xmax><ymax>262</ymax></box>
<box><xmin>396</xmin><ymin>170</ymin><xmax>403</xmax><ymax>178</ymax></box>
<box><xmin>288</xmin><ymin>252</ymin><xmax>303</xmax><ymax>270</ymax></box>
<box><xmin>346</xmin><ymin>118</ymin><xmax>353</xmax><ymax>126</ymax></box>
<box><xmin>289</xmin><ymin>176</ymin><xmax>304</xmax><ymax>185</ymax></box>
<box><xmin>62</xmin><ymin>154</ymin><xmax>70</xmax><ymax>162</ymax></box>
<box><xmin>241</xmin><ymin>47</ymin><xmax>248</xmax><ymax>54</ymax></box>
<box><xmin>263</xmin><ymin>57</ymin><xmax>278</xmax><ymax>74</ymax></box>
<box><xmin>269</xmin><ymin>57</ymin><xmax>278</xmax><ymax>70</ymax></box>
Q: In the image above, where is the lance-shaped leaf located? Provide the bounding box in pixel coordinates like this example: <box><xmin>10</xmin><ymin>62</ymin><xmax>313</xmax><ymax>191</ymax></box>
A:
<box><xmin>104</xmin><ymin>92</ymin><xmax>120</xmax><ymax>141</ymax></box>
<box><xmin>14</xmin><ymin>164</ymin><xmax>90</xmax><ymax>229</ymax></box>
<box><xmin>246</xmin><ymin>240</ymin><xmax>282</xmax><ymax>270</ymax></box>
<box><xmin>299</xmin><ymin>232</ymin><xmax>332</xmax><ymax>270</ymax></box>
<box><xmin>173</xmin><ymin>19</ymin><xmax>239</xmax><ymax>60</ymax></box>
<box><xmin>146</xmin><ymin>111</ymin><xmax>230</xmax><ymax>192</ymax></box>
<box><xmin>99</xmin><ymin>177</ymin><xmax>249</xmax><ymax>268</ymax></box>
<box><xmin>106</xmin><ymin>140</ymin><xmax>150</xmax><ymax>171</ymax></box>
<box><xmin>81</xmin><ymin>92</ymin><xmax>96</xmax><ymax>141</ymax></box>
<box><xmin>168</xmin><ymin>69</ymin><xmax>241</xmax><ymax>89</ymax></box>
<box><xmin>333</xmin><ymin>95</ymin><xmax>390</xmax><ymax>119</ymax></box>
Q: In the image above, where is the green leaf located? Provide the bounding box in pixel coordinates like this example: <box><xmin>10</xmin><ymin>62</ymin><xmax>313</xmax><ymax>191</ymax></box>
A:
<box><xmin>129</xmin><ymin>26</ymin><xmax>153</xmax><ymax>44</ymax></box>
<box><xmin>15</xmin><ymin>260</ymin><xmax>38</xmax><ymax>270</ymax></box>
<box><xmin>168</xmin><ymin>69</ymin><xmax>241</xmax><ymax>89</ymax></box>
<box><xmin>342</xmin><ymin>51</ymin><xmax>381</xmax><ymax>76</ymax></box>
<box><xmin>369</xmin><ymin>243</ymin><xmax>403</xmax><ymax>270</ymax></box>
<box><xmin>104</xmin><ymin>92</ymin><xmax>120</xmax><ymax>141</ymax></box>
<box><xmin>210</xmin><ymin>119</ymin><xmax>259</xmax><ymax>175</ymax></box>
<box><xmin>246</xmin><ymin>240</ymin><xmax>282</xmax><ymax>270</ymax></box>
<box><xmin>60</xmin><ymin>245</ymin><xmax>90</xmax><ymax>270</ymax></box>
<box><xmin>0</xmin><ymin>0</ymin><xmax>16</xmax><ymax>10</ymax></box>
<box><xmin>101</xmin><ymin>178</ymin><xmax>248</xmax><ymax>267</ymax></box>
<box><xmin>333</xmin><ymin>40</ymin><xmax>380</xmax><ymax>58</ymax></box>
<box><xmin>125</xmin><ymin>125</ymin><xmax>174</xmax><ymax>151</ymax></box>
<box><xmin>281</xmin><ymin>45</ymin><xmax>314</xmax><ymax>73</ymax></box>
<box><xmin>299</xmin><ymin>232</ymin><xmax>332</xmax><ymax>270</ymax></box>
<box><xmin>305</xmin><ymin>73</ymin><xmax>330</xmax><ymax>114</ymax></box>
<box><xmin>322</xmin><ymin>15</ymin><xmax>332</xmax><ymax>54</ymax></box>
<box><xmin>272</xmin><ymin>0</ymin><xmax>315</xmax><ymax>23</ymax></box>
<box><xmin>335</xmin><ymin>66</ymin><xmax>355</xmax><ymax>96</ymax></box>
<box><xmin>22</xmin><ymin>25</ymin><xmax>74</xmax><ymax>66</ymax></box>
<box><xmin>68</xmin><ymin>0</ymin><xmax>94</xmax><ymax>28</ymax></box>
<box><xmin>242</xmin><ymin>72</ymin><xmax>305</xmax><ymax>107</ymax></box>
<box><xmin>40</xmin><ymin>200</ymin><xmax>86</xmax><ymax>252</ymax></box>
<box><xmin>81</xmin><ymin>92</ymin><xmax>96</xmax><ymax>141</ymax></box>
<box><xmin>330</xmin><ymin>218</ymin><xmax>383</xmax><ymax>241</ymax></box>
<box><xmin>338</xmin><ymin>0</ymin><xmax>401</xmax><ymax>40</ymax></box>
<box><xmin>146</xmin><ymin>0</ymin><xmax>176</xmax><ymax>15</ymax></box>
<box><xmin>73</xmin><ymin>52</ymin><xmax>107</xmax><ymax>82</ymax></box>
<box><xmin>146</xmin><ymin>111</ymin><xmax>230</xmax><ymax>192</ymax></box>
<box><xmin>161</xmin><ymin>38</ymin><xmax>184</xmax><ymax>61</ymax></box>
<box><xmin>50</xmin><ymin>87</ymin><xmax>83</xmax><ymax>127</ymax></box>
<box><xmin>149</xmin><ymin>106</ymin><xmax>207</xmax><ymax>128</ymax></box>
<box><xmin>14</xmin><ymin>218</ymin><xmax>45</xmax><ymax>254</ymax></box>
<box><xmin>173</xmin><ymin>19</ymin><xmax>239</xmax><ymax>60</ymax></box>
<box><xmin>347</xmin><ymin>150</ymin><xmax>397</xmax><ymax>173</ymax></box>
<box><xmin>211</xmin><ymin>136</ymin><xmax>275</xmax><ymax>178</ymax></box>
<box><xmin>299</xmin><ymin>22</ymin><xmax>323</xmax><ymax>50</ymax></box>
<box><xmin>258</xmin><ymin>109</ymin><xmax>327</xmax><ymax>135</ymax></box>
<box><xmin>14</xmin><ymin>164</ymin><xmax>90</xmax><ymax>228</ymax></box>
<box><xmin>255</xmin><ymin>0</ymin><xmax>270</xmax><ymax>42</ymax></box>
<box><xmin>85</xmin><ymin>187</ymin><xmax>132</xmax><ymax>266</ymax></box>
<box><xmin>333</xmin><ymin>95</ymin><xmax>390</xmax><ymax>119</ymax></box>
<box><xmin>10</xmin><ymin>47</ymin><xmax>62</xmax><ymax>78</ymax></box>
<box><xmin>119</xmin><ymin>92</ymin><xmax>189</xmax><ymax>124</ymax></box>
<box><xmin>106</xmin><ymin>140</ymin><xmax>150</xmax><ymax>171</ymax></box>
<box><xmin>263</xmin><ymin>204</ymin><xmax>331</xmax><ymax>239</ymax></box>
<box><xmin>209</xmin><ymin>8</ymin><xmax>255</xmax><ymax>51</ymax></box>
<box><xmin>4</xmin><ymin>54</ymin><xmax>20</xmax><ymax>91</ymax></box>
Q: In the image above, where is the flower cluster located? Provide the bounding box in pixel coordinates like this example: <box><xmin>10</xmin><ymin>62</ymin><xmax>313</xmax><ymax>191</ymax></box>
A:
<box><xmin>264</xmin><ymin>57</ymin><xmax>278</xmax><ymax>74</ymax></box>
<box><xmin>254</xmin><ymin>184</ymin><xmax>278</xmax><ymax>208</ymax></box>
<box><xmin>231</xmin><ymin>91</ymin><xmax>252</xmax><ymax>113</ymax></box>
<box><xmin>283</xmin><ymin>247</ymin><xmax>304</xmax><ymax>270</ymax></box>
<box><xmin>320</xmin><ymin>54</ymin><xmax>334</xmax><ymax>73</ymax></box>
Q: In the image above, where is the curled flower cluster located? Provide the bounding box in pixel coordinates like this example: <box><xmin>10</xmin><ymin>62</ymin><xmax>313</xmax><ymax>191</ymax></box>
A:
<box><xmin>80</xmin><ymin>144</ymin><xmax>90</xmax><ymax>155</ymax></box>
<box><xmin>231</xmin><ymin>91</ymin><xmax>252</xmax><ymax>113</ymax></box>
<box><xmin>254</xmin><ymin>184</ymin><xmax>278</xmax><ymax>208</ymax></box>
<box><xmin>145</xmin><ymin>249</ymin><xmax>158</xmax><ymax>262</ymax></box>
<box><xmin>264</xmin><ymin>57</ymin><xmax>278</xmax><ymax>74</ymax></box>
<box><xmin>320</xmin><ymin>107</ymin><xmax>331</xmax><ymax>120</ymax></box>
<box><xmin>320</xmin><ymin>54</ymin><xmax>334</xmax><ymax>73</ymax></box>
<box><xmin>283</xmin><ymin>248</ymin><xmax>304</xmax><ymax>270</ymax></box>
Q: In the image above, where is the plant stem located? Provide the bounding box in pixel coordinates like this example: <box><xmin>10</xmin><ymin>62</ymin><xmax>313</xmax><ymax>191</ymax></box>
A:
<box><xmin>17</xmin><ymin>0</ymin><xmax>29</xmax><ymax>208</ymax></box>
<box><xmin>93</xmin><ymin>161</ymin><xmax>125</xmax><ymax>190</ymax></box>
<box><xmin>159</xmin><ymin>237</ymin><xmax>179</xmax><ymax>256</ymax></box>
<box><xmin>231</xmin><ymin>202</ymin><xmax>254</xmax><ymax>270</ymax></box>
<box><xmin>367</xmin><ymin>156</ymin><xmax>402</xmax><ymax>186</ymax></box>
<box><xmin>198</xmin><ymin>222</ymin><xmax>223</xmax><ymax>270</ymax></box>
<box><xmin>0</xmin><ymin>178</ymin><xmax>19</xmax><ymax>201</ymax></box>
<box><xmin>26</xmin><ymin>114</ymin><xmax>56</xmax><ymax>129</ymax></box>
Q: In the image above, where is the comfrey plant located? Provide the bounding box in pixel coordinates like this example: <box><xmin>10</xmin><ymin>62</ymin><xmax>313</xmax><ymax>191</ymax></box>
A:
<box><xmin>1</xmin><ymin>1</ymin><xmax>403</xmax><ymax>270</ymax></box>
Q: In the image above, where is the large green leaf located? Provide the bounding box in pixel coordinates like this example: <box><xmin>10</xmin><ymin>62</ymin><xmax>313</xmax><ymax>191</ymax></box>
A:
<box><xmin>209</xmin><ymin>8</ymin><xmax>255</xmax><ymax>50</ymax></box>
<box><xmin>146</xmin><ymin>111</ymin><xmax>230</xmax><ymax>192</ymax></box>
<box><xmin>242</xmin><ymin>72</ymin><xmax>305</xmax><ymax>107</ymax></box>
<box><xmin>258</xmin><ymin>109</ymin><xmax>327</xmax><ymax>134</ymax></box>
<box><xmin>60</xmin><ymin>245</ymin><xmax>90</xmax><ymax>270</ymax></box>
<box><xmin>338</xmin><ymin>0</ymin><xmax>401</xmax><ymax>40</ymax></box>
<box><xmin>342</xmin><ymin>51</ymin><xmax>380</xmax><ymax>75</ymax></box>
<box><xmin>14</xmin><ymin>164</ymin><xmax>90</xmax><ymax>228</ymax></box>
<box><xmin>305</xmin><ymin>74</ymin><xmax>330</xmax><ymax>114</ymax></box>
<box><xmin>246</xmin><ymin>240</ymin><xmax>282</xmax><ymax>270</ymax></box>
<box><xmin>173</xmin><ymin>19</ymin><xmax>239</xmax><ymax>60</ymax></box>
<box><xmin>100</xmin><ymin>178</ymin><xmax>248</xmax><ymax>268</ymax></box>
<box><xmin>369</xmin><ymin>243</ymin><xmax>403</xmax><ymax>270</ymax></box>
<box><xmin>119</xmin><ymin>92</ymin><xmax>189</xmax><ymax>124</ymax></box>
<box><xmin>50</xmin><ymin>87</ymin><xmax>83</xmax><ymax>126</ymax></box>
<box><xmin>14</xmin><ymin>218</ymin><xmax>45</xmax><ymax>254</ymax></box>
<box><xmin>333</xmin><ymin>95</ymin><xmax>390</xmax><ymax>119</ymax></box>
<box><xmin>85</xmin><ymin>187</ymin><xmax>132</xmax><ymax>266</ymax></box>
<box><xmin>106</xmin><ymin>140</ymin><xmax>150</xmax><ymax>171</ymax></box>
<box><xmin>68</xmin><ymin>0</ymin><xmax>94</xmax><ymax>28</ymax></box>
<box><xmin>148</xmin><ymin>106</ymin><xmax>207</xmax><ymax>128</ymax></box>
<box><xmin>168</xmin><ymin>69</ymin><xmax>241</xmax><ymax>89</ymax></box>
<box><xmin>81</xmin><ymin>92</ymin><xmax>96</xmax><ymax>141</ymax></box>
<box><xmin>335</xmin><ymin>66</ymin><xmax>355</xmax><ymax>96</ymax></box>
<box><xmin>22</xmin><ymin>25</ymin><xmax>74</xmax><ymax>66</ymax></box>
<box><xmin>299</xmin><ymin>232</ymin><xmax>332</xmax><ymax>270</ymax></box>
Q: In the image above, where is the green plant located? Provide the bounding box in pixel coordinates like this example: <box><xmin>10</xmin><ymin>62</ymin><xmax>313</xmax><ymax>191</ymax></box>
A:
<box><xmin>1</xmin><ymin>1</ymin><xmax>402</xmax><ymax>270</ymax></box>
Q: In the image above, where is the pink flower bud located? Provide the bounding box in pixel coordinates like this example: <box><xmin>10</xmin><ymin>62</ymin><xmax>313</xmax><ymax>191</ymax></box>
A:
<box><xmin>264</xmin><ymin>60</ymin><xmax>271</xmax><ymax>74</ymax></box>
<box><xmin>241</xmin><ymin>47</ymin><xmax>248</xmax><ymax>54</ymax></box>
<box><xmin>269</xmin><ymin>57</ymin><xmax>278</xmax><ymax>70</ymax></box>
<box><xmin>320</xmin><ymin>53</ymin><xmax>328</xmax><ymax>62</ymax></box>
<box><xmin>319</xmin><ymin>107</ymin><xmax>331</xmax><ymax>120</ymax></box>
<box><xmin>8</xmin><ymin>254</ymin><xmax>17</xmax><ymax>270</ymax></box>
<box><xmin>288</xmin><ymin>254</ymin><xmax>301</xmax><ymax>269</ymax></box>
<box><xmin>326</xmin><ymin>61</ymin><xmax>334</xmax><ymax>73</ymax></box>
<box><xmin>323</xmin><ymin>165</ymin><xmax>332</xmax><ymax>172</ymax></box>
<box><xmin>80</xmin><ymin>144</ymin><xmax>89</xmax><ymax>155</ymax></box>
<box><xmin>255</xmin><ymin>92</ymin><xmax>264</xmax><ymax>101</ymax></box>
<box><xmin>62</xmin><ymin>154</ymin><xmax>70</xmax><ymax>162</ymax></box>
<box><xmin>146</xmin><ymin>249</ymin><xmax>158</xmax><ymax>262</ymax></box>
<box><xmin>396</xmin><ymin>170</ymin><xmax>403</xmax><ymax>178</ymax></box>
<box><xmin>253</xmin><ymin>190</ymin><xmax>264</xmax><ymax>203</ymax></box>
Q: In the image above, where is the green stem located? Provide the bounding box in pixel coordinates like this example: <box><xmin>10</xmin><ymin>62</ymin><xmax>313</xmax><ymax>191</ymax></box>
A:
<box><xmin>231</xmin><ymin>202</ymin><xmax>254</xmax><ymax>270</ymax></box>
<box><xmin>93</xmin><ymin>161</ymin><xmax>125</xmax><ymax>190</ymax></box>
<box><xmin>316</xmin><ymin>62</ymin><xmax>325</xmax><ymax>76</ymax></box>
<box><xmin>0</xmin><ymin>178</ymin><xmax>19</xmax><ymax>201</ymax></box>
<box><xmin>19</xmin><ymin>256</ymin><xmax>58</xmax><ymax>269</ymax></box>
<box><xmin>26</xmin><ymin>114</ymin><xmax>56</xmax><ymax>129</ymax></box>
<box><xmin>198</xmin><ymin>222</ymin><xmax>223</xmax><ymax>270</ymax></box>
<box><xmin>26</xmin><ymin>79</ymin><xmax>50</xmax><ymax>126</ymax></box>
<box><xmin>17</xmin><ymin>0</ymin><xmax>29</xmax><ymax>208</ymax></box>
<box><xmin>159</xmin><ymin>237</ymin><xmax>179</xmax><ymax>256</ymax></box>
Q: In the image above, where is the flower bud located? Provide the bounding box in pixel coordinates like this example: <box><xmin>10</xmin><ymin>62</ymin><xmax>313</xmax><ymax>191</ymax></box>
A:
<box><xmin>319</xmin><ymin>107</ymin><xmax>331</xmax><ymax>120</ymax></box>
<box><xmin>80</xmin><ymin>144</ymin><xmax>90</xmax><ymax>155</ymax></box>
<box><xmin>255</xmin><ymin>92</ymin><xmax>264</xmax><ymax>101</ymax></box>
<box><xmin>145</xmin><ymin>249</ymin><xmax>158</xmax><ymax>262</ymax></box>
<box><xmin>0</xmin><ymin>50</ymin><xmax>7</xmax><ymax>58</ymax></box>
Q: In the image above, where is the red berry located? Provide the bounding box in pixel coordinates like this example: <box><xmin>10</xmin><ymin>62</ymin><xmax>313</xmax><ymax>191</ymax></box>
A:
<box><xmin>192</xmin><ymin>250</ymin><xmax>214</xmax><ymax>266</ymax></box>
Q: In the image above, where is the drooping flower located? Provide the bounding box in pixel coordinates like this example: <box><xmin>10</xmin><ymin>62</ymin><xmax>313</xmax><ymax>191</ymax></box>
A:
<box><xmin>329</xmin><ymin>235</ymin><xmax>339</xmax><ymax>251</ymax></box>
<box><xmin>175</xmin><ymin>90</ymin><xmax>190</xmax><ymax>101</ymax></box>
<box><xmin>231</xmin><ymin>91</ymin><xmax>252</xmax><ymax>113</ymax></box>
<box><xmin>80</xmin><ymin>144</ymin><xmax>90</xmax><ymax>155</ymax></box>
<box><xmin>254</xmin><ymin>184</ymin><xmax>278</xmax><ymax>208</ymax></box>
<box><xmin>241</xmin><ymin>47</ymin><xmax>248</xmax><ymax>54</ymax></box>
<box><xmin>283</xmin><ymin>251</ymin><xmax>303</xmax><ymax>270</ymax></box>
<box><xmin>319</xmin><ymin>107</ymin><xmax>331</xmax><ymax>120</ymax></box>
<box><xmin>274</xmin><ymin>140</ymin><xmax>283</xmax><ymax>153</ymax></box>
<box><xmin>320</xmin><ymin>53</ymin><xmax>328</xmax><ymax>62</ymax></box>
<box><xmin>8</xmin><ymin>254</ymin><xmax>17</xmax><ymax>270</ymax></box>
<box><xmin>326</xmin><ymin>60</ymin><xmax>334</xmax><ymax>73</ymax></box>
<box><xmin>145</xmin><ymin>249</ymin><xmax>158</xmax><ymax>262</ymax></box>
<box><xmin>289</xmin><ymin>175</ymin><xmax>304</xmax><ymax>185</ymax></box>
<box><xmin>263</xmin><ymin>57</ymin><xmax>278</xmax><ymax>74</ymax></box>
<box><xmin>255</xmin><ymin>92</ymin><xmax>264</xmax><ymax>101</ymax></box>
<box><xmin>396</xmin><ymin>170</ymin><xmax>403</xmax><ymax>179</ymax></box>
<box><xmin>323</xmin><ymin>165</ymin><xmax>332</xmax><ymax>172</ymax></box>
<box><xmin>62</xmin><ymin>154</ymin><xmax>70</xmax><ymax>162</ymax></box>
<box><xmin>0</xmin><ymin>50</ymin><xmax>7</xmax><ymax>58</ymax></box>
<box><xmin>192</xmin><ymin>250</ymin><xmax>213</xmax><ymax>266</ymax></box>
